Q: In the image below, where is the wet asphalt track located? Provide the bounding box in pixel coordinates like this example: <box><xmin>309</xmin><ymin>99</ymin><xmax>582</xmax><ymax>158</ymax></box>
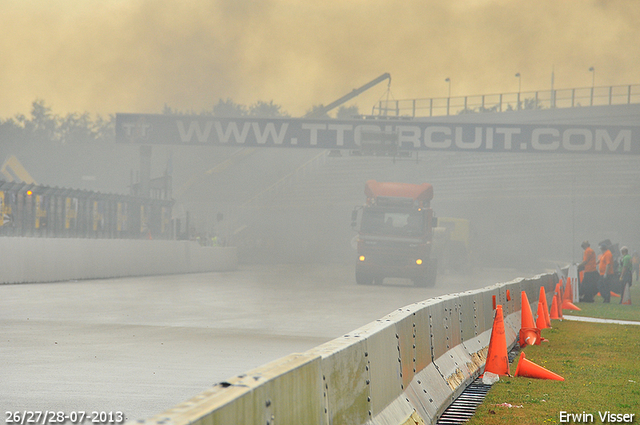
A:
<box><xmin>0</xmin><ymin>264</ymin><xmax>534</xmax><ymax>422</ymax></box>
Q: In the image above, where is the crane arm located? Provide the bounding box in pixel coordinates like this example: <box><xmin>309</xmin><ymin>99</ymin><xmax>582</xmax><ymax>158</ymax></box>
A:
<box><xmin>305</xmin><ymin>73</ymin><xmax>391</xmax><ymax>118</ymax></box>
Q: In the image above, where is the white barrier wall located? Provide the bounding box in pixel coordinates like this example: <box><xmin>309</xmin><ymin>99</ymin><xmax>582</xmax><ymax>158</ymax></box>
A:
<box><xmin>0</xmin><ymin>237</ymin><xmax>237</xmax><ymax>284</ymax></box>
<box><xmin>135</xmin><ymin>273</ymin><xmax>556</xmax><ymax>425</ymax></box>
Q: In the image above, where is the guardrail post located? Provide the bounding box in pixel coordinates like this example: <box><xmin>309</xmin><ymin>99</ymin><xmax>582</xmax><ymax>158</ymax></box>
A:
<box><xmin>609</xmin><ymin>86</ymin><xmax>613</xmax><ymax>105</ymax></box>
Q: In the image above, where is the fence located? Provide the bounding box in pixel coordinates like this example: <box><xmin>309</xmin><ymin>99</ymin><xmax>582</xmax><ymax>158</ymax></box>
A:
<box><xmin>373</xmin><ymin>84</ymin><xmax>640</xmax><ymax>118</ymax></box>
<box><xmin>0</xmin><ymin>181</ymin><xmax>174</xmax><ymax>240</ymax></box>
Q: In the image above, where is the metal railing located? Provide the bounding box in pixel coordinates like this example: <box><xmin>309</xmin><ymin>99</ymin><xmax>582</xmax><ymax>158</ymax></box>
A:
<box><xmin>0</xmin><ymin>181</ymin><xmax>174</xmax><ymax>239</ymax></box>
<box><xmin>373</xmin><ymin>84</ymin><xmax>640</xmax><ymax>118</ymax></box>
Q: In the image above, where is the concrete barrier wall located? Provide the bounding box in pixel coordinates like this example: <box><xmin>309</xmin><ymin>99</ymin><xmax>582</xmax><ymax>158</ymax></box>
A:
<box><xmin>134</xmin><ymin>273</ymin><xmax>556</xmax><ymax>425</ymax></box>
<box><xmin>0</xmin><ymin>237</ymin><xmax>237</xmax><ymax>284</ymax></box>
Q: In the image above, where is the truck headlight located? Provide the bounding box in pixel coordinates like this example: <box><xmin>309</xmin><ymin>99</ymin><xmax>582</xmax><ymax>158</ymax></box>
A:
<box><xmin>416</xmin><ymin>259</ymin><xmax>423</xmax><ymax>265</ymax></box>
<box><xmin>359</xmin><ymin>255</ymin><xmax>366</xmax><ymax>262</ymax></box>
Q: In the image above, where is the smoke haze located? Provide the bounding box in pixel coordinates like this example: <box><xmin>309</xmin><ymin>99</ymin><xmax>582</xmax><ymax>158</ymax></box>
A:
<box><xmin>1</xmin><ymin>0</ymin><xmax>639</xmax><ymax>118</ymax></box>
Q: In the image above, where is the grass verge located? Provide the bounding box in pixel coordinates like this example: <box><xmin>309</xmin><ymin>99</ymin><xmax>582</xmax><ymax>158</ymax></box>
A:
<box><xmin>566</xmin><ymin>284</ymin><xmax>640</xmax><ymax>322</ymax></box>
<box><xmin>466</xmin><ymin>286</ymin><xmax>640</xmax><ymax>425</ymax></box>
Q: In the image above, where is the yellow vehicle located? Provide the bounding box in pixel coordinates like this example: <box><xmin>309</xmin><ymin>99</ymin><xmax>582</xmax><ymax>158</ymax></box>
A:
<box><xmin>433</xmin><ymin>217</ymin><xmax>471</xmax><ymax>272</ymax></box>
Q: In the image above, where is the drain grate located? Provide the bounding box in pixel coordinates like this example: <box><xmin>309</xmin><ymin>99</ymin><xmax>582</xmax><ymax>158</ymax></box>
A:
<box><xmin>436</xmin><ymin>378</ymin><xmax>492</xmax><ymax>424</ymax></box>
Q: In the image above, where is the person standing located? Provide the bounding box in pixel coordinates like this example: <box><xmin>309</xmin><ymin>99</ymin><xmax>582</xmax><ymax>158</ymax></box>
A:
<box><xmin>619</xmin><ymin>246</ymin><xmax>633</xmax><ymax>302</ymax></box>
<box><xmin>578</xmin><ymin>241</ymin><xmax>598</xmax><ymax>302</ymax></box>
<box><xmin>597</xmin><ymin>242</ymin><xmax>614</xmax><ymax>303</ymax></box>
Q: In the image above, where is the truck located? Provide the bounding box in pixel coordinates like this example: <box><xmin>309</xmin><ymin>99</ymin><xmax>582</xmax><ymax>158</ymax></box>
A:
<box><xmin>351</xmin><ymin>180</ymin><xmax>437</xmax><ymax>287</ymax></box>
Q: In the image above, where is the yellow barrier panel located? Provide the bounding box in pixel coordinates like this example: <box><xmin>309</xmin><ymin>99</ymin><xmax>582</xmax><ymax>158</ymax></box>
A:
<box><xmin>1</xmin><ymin>155</ymin><xmax>37</xmax><ymax>184</ymax></box>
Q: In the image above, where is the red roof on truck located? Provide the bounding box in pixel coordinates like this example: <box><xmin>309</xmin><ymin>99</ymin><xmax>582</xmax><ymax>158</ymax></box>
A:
<box><xmin>365</xmin><ymin>180</ymin><xmax>433</xmax><ymax>202</ymax></box>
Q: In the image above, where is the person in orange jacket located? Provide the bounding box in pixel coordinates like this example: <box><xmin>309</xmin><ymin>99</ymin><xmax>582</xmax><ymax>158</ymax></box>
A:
<box><xmin>597</xmin><ymin>242</ymin><xmax>614</xmax><ymax>303</ymax></box>
<box><xmin>578</xmin><ymin>241</ymin><xmax>598</xmax><ymax>302</ymax></box>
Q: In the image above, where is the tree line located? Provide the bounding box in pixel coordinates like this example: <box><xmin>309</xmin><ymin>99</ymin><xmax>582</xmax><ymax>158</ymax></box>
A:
<box><xmin>0</xmin><ymin>99</ymin><xmax>361</xmax><ymax>146</ymax></box>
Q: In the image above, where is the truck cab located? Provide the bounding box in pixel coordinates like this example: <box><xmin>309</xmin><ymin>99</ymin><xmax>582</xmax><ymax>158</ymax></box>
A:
<box><xmin>352</xmin><ymin>180</ymin><xmax>437</xmax><ymax>287</ymax></box>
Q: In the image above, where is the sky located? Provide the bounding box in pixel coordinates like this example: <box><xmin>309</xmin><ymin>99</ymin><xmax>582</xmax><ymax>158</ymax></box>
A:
<box><xmin>1</xmin><ymin>0</ymin><xmax>639</xmax><ymax>119</ymax></box>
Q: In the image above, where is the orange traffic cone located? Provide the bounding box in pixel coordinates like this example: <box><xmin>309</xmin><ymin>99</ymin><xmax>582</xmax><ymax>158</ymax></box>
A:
<box><xmin>597</xmin><ymin>291</ymin><xmax>620</xmax><ymax>298</ymax></box>
<box><xmin>521</xmin><ymin>292</ymin><xmax>536</xmax><ymax>328</ymax></box>
<box><xmin>520</xmin><ymin>328</ymin><xmax>540</xmax><ymax>347</ymax></box>
<box><xmin>563</xmin><ymin>277</ymin><xmax>573</xmax><ymax>303</ymax></box>
<box><xmin>561</xmin><ymin>278</ymin><xmax>581</xmax><ymax>310</ymax></box>
<box><xmin>539</xmin><ymin>287</ymin><xmax>551</xmax><ymax>327</ymax></box>
<box><xmin>536</xmin><ymin>298</ymin><xmax>549</xmax><ymax>330</ymax></box>
<box><xmin>555</xmin><ymin>294</ymin><xmax>564</xmax><ymax>319</ymax></box>
<box><xmin>519</xmin><ymin>291</ymin><xmax>540</xmax><ymax>347</ymax></box>
<box><xmin>621</xmin><ymin>283</ymin><xmax>632</xmax><ymax>305</ymax></box>
<box><xmin>549</xmin><ymin>295</ymin><xmax>560</xmax><ymax>320</ymax></box>
<box><xmin>484</xmin><ymin>305</ymin><xmax>510</xmax><ymax>376</ymax></box>
<box><xmin>506</xmin><ymin>289</ymin><xmax>511</xmax><ymax>302</ymax></box>
<box><xmin>562</xmin><ymin>298</ymin><xmax>581</xmax><ymax>311</ymax></box>
<box><xmin>515</xmin><ymin>352</ymin><xmax>564</xmax><ymax>381</ymax></box>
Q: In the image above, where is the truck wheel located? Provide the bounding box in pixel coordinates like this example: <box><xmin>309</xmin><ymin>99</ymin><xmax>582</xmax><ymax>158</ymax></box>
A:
<box><xmin>356</xmin><ymin>271</ymin><xmax>374</xmax><ymax>285</ymax></box>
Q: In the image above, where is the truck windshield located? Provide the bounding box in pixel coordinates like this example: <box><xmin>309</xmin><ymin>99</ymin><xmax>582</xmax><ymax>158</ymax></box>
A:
<box><xmin>361</xmin><ymin>210</ymin><xmax>423</xmax><ymax>236</ymax></box>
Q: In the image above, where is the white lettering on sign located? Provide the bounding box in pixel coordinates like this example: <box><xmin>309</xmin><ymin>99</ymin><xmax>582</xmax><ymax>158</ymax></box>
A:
<box><xmin>302</xmin><ymin>123</ymin><xmax>327</xmax><ymax>146</ymax></box>
<box><xmin>122</xmin><ymin>122</ymin><xmax>151</xmax><ymax>139</ymax></box>
<box><xmin>253</xmin><ymin>122</ymin><xmax>288</xmax><ymax>144</ymax></box>
<box><xmin>397</xmin><ymin>126</ymin><xmax>421</xmax><ymax>148</ymax></box>
<box><xmin>424</xmin><ymin>126</ymin><xmax>452</xmax><ymax>148</ymax></box>
<box><xmin>177</xmin><ymin>120</ymin><xmax>212</xmax><ymax>143</ymax></box>
<box><xmin>485</xmin><ymin>127</ymin><xmax>494</xmax><ymax>149</ymax></box>
<box><xmin>495</xmin><ymin>127</ymin><xmax>521</xmax><ymax>150</ymax></box>
<box><xmin>531</xmin><ymin>128</ymin><xmax>560</xmax><ymax>151</ymax></box>
<box><xmin>215</xmin><ymin>121</ymin><xmax>251</xmax><ymax>144</ymax></box>
<box><xmin>562</xmin><ymin>129</ymin><xmax>592</xmax><ymax>151</ymax></box>
<box><xmin>595</xmin><ymin>129</ymin><xmax>631</xmax><ymax>152</ymax></box>
<box><xmin>117</xmin><ymin>114</ymin><xmax>638</xmax><ymax>154</ymax></box>
<box><xmin>328</xmin><ymin>124</ymin><xmax>353</xmax><ymax>146</ymax></box>
<box><xmin>455</xmin><ymin>126</ymin><xmax>483</xmax><ymax>149</ymax></box>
